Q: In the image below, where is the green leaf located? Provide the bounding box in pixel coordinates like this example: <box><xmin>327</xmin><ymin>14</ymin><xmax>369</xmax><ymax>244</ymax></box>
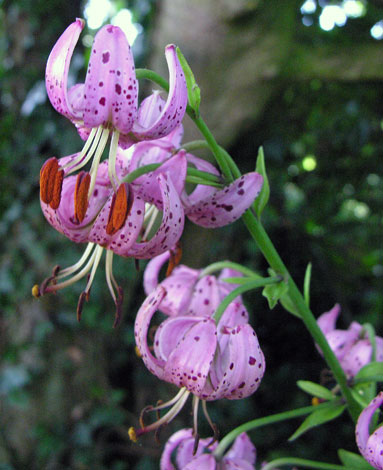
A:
<box><xmin>176</xmin><ymin>47</ymin><xmax>201</xmax><ymax>116</ymax></box>
<box><xmin>303</xmin><ymin>262</ymin><xmax>312</xmax><ymax>307</ymax></box>
<box><xmin>297</xmin><ymin>380</ymin><xmax>334</xmax><ymax>400</ymax></box>
<box><xmin>253</xmin><ymin>147</ymin><xmax>270</xmax><ymax>218</ymax></box>
<box><xmin>338</xmin><ymin>449</ymin><xmax>375</xmax><ymax>470</ymax></box>
<box><xmin>262</xmin><ymin>281</ymin><xmax>288</xmax><ymax>309</ymax></box>
<box><xmin>288</xmin><ymin>402</ymin><xmax>345</xmax><ymax>441</ymax></box>
<box><xmin>355</xmin><ymin>361</ymin><xmax>383</xmax><ymax>382</ymax></box>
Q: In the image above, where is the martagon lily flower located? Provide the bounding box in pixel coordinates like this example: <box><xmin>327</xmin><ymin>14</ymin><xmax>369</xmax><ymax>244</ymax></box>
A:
<box><xmin>160</xmin><ymin>428</ymin><xmax>257</xmax><ymax>470</ymax></box>
<box><xmin>43</xmin><ymin>18</ymin><xmax>187</xmax><ymax>219</ymax></box>
<box><xmin>130</xmin><ymin>256</ymin><xmax>265</xmax><ymax>440</ymax></box>
<box><xmin>317</xmin><ymin>304</ymin><xmax>383</xmax><ymax>377</ymax></box>
<box><xmin>356</xmin><ymin>392</ymin><xmax>383</xmax><ymax>470</ymax></box>
<box><xmin>34</xmin><ymin>151</ymin><xmax>186</xmax><ymax>326</ymax></box>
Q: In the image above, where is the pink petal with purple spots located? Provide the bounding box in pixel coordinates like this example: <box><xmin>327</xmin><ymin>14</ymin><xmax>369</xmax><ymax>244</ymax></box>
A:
<box><xmin>45</xmin><ymin>18</ymin><xmax>84</xmax><ymax>121</ymax></box>
<box><xmin>208</xmin><ymin>324</ymin><xmax>265</xmax><ymax>401</ymax></box>
<box><xmin>341</xmin><ymin>339</ymin><xmax>373</xmax><ymax>378</ymax></box>
<box><xmin>182</xmin><ymin>153</ymin><xmax>220</xmax><ymax>206</ymax></box>
<box><xmin>162</xmin><ymin>317</ymin><xmax>217</xmax><ymax>395</ymax></box>
<box><xmin>317</xmin><ymin>304</ymin><xmax>341</xmax><ymax>335</ymax></box>
<box><xmin>132</xmin><ymin>45</ymin><xmax>187</xmax><ymax>141</ymax></box>
<box><xmin>83</xmin><ymin>24</ymin><xmax>138</xmax><ymax>133</ymax></box>
<box><xmin>134</xmin><ymin>153</ymin><xmax>187</xmax><ymax>209</ymax></box>
<box><xmin>187</xmin><ymin>275</ymin><xmax>221</xmax><ymax>317</ymax></box>
<box><xmin>128</xmin><ymin>173</ymin><xmax>185</xmax><ymax>259</ymax></box>
<box><xmin>134</xmin><ymin>286</ymin><xmax>167</xmax><ymax>379</ymax></box>
<box><xmin>223</xmin><ymin>433</ymin><xmax>256</xmax><ymax>465</ymax></box>
<box><xmin>186</xmin><ymin>173</ymin><xmax>263</xmax><ymax>228</ymax></box>
<box><xmin>356</xmin><ymin>392</ymin><xmax>383</xmax><ymax>470</ymax></box>
<box><xmin>324</xmin><ymin>322</ymin><xmax>362</xmax><ymax>362</ymax></box>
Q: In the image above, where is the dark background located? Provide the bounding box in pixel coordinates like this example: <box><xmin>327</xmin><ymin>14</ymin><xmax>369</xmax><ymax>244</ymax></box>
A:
<box><xmin>0</xmin><ymin>0</ymin><xmax>382</xmax><ymax>468</ymax></box>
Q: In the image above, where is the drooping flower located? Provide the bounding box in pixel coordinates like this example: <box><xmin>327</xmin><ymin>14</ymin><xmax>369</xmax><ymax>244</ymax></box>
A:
<box><xmin>356</xmin><ymin>392</ymin><xmax>383</xmax><ymax>470</ymax></box>
<box><xmin>317</xmin><ymin>304</ymin><xmax>383</xmax><ymax>377</ymax></box>
<box><xmin>43</xmin><ymin>18</ymin><xmax>187</xmax><ymax>214</ymax></box>
<box><xmin>160</xmin><ymin>428</ymin><xmax>256</xmax><ymax>470</ymax></box>
<box><xmin>125</xmin><ymin>120</ymin><xmax>264</xmax><ymax>228</ymax></box>
<box><xmin>131</xmin><ymin>258</ymin><xmax>265</xmax><ymax>439</ymax></box>
<box><xmin>34</xmin><ymin>152</ymin><xmax>186</xmax><ymax>325</ymax></box>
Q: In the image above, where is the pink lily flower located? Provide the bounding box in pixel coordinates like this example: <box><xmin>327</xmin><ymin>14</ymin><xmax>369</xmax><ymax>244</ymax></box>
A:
<box><xmin>44</xmin><ymin>18</ymin><xmax>187</xmax><ymax>215</ymax></box>
<box><xmin>125</xmin><ymin>118</ymin><xmax>264</xmax><ymax>228</ymax></box>
<box><xmin>356</xmin><ymin>392</ymin><xmax>383</xmax><ymax>470</ymax></box>
<box><xmin>132</xmin><ymin>262</ymin><xmax>265</xmax><ymax>439</ymax></box>
<box><xmin>317</xmin><ymin>304</ymin><xmax>383</xmax><ymax>377</ymax></box>
<box><xmin>35</xmin><ymin>153</ymin><xmax>186</xmax><ymax>326</ymax></box>
<box><xmin>160</xmin><ymin>428</ymin><xmax>256</xmax><ymax>470</ymax></box>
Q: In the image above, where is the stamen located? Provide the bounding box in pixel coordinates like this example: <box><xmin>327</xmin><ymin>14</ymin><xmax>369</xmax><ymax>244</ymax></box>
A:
<box><xmin>105</xmin><ymin>250</ymin><xmax>124</xmax><ymax>327</ymax></box>
<box><xmin>202</xmin><ymin>401</ymin><xmax>219</xmax><ymax>444</ymax></box>
<box><xmin>106</xmin><ymin>184</ymin><xmax>133</xmax><ymax>235</ymax></box>
<box><xmin>64</xmin><ymin>126</ymin><xmax>100</xmax><ymax>173</ymax></box>
<box><xmin>166</xmin><ymin>242</ymin><xmax>183</xmax><ymax>277</ymax></box>
<box><xmin>32</xmin><ymin>284</ymin><xmax>40</xmax><ymax>298</ymax></box>
<box><xmin>40</xmin><ymin>157</ymin><xmax>64</xmax><ymax>209</ymax></box>
<box><xmin>87</xmin><ymin>127</ymin><xmax>110</xmax><ymax>199</ymax></box>
<box><xmin>192</xmin><ymin>395</ymin><xmax>200</xmax><ymax>455</ymax></box>
<box><xmin>83</xmin><ymin>245</ymin><xmax>104</xmax><ymax>296</ymax></box>
<box><xmin>57</xmin><ymin>243</ymin><xmax>95</xmax><ymax>279</ymax></box>
<box><xmin>142</xmin><ymin>205</ymin><xmax>159</xmax><ymax>241</ymax></box>
<box><xmin>135</xmin><ymin>388</ymin><xmax>190</xmax><ymax>438</ymax></box>
<box><xmin>74</xmin><ymin>171</ymin><xmax>91</xmax><ymax>223</ymax></box>
<box><xmin>77</xmin><ymin>292</ymin><xmax>87</xmax><ymax>322</ymax></box>
<box><xmin>108</xmin><ymin>130</ymin><xmax>120</xmax><ymax>192</ymax></box>
<box><xmin>113</xmin><ymin>286</ymin><xmax>124</xmax><ymax>328</ymax></box>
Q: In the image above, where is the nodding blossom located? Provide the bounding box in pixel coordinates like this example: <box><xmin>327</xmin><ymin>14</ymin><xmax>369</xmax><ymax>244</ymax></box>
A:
<box><xmin>356</xmin><ymin>392</ymin><xmax>383</xmax><ymax>470</ymax></box>
<box><xmin>160</xmin><ymin>428</ymin><xmax>256</xmax><ymax>470</ymax></box>
<box><xmin>317</xmin><ymin>304</ymin><xmax>383</xmax><ymax>378</ymax></box>
<box><xmin>35</xmin><ymin>152</ymin><xmax>186</xmax><ymax>326</ymax></box>
<box><xmin>130</xmin><ymin>254</ymin><xmax>265</xmax><ymax>440</ymax></box>
<box><xmin>43</xmin><ymin>18</ymin><xmax>187</xmax><ymax>224</ymax></box>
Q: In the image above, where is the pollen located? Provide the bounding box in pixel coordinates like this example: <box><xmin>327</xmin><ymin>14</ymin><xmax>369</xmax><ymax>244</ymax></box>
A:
<box><xmin>312</xmin><ymin>397</ymin><xmax>320</xmax><ymax>406</ymax></box>
<box><xmin>106</xmin><ymin>183</ymin><xmax>133</xmax><ymax>235</ymax></box>
<box><xmin>40</xmin><ymin>157</ymin><xmax>64</xmax><ymax>209</ymax></box>
<box><xmin>128</xmin><ymin>427</ymin><xmax>138</xmax><ymax>443</ymax></box>
<box><xmin>74</xmin><ymin>171</ymin><xmax>91</xmax><ymax>223</ymax></box>
<box><xmin>135</xmin><ymin>345</ymin><xmax>142</xmax><ymax>358</ymax></box>
<box><xmin>32</xmin><ymin>284</ymin><xmax>40</xmax><ymax>298</ymax></box>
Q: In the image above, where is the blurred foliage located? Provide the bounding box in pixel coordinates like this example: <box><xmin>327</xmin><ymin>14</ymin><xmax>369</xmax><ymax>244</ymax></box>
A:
<box><xmin>0</xmin><ymin>0</ymin><xmax>383</xmax><ymax>469</ymax></box>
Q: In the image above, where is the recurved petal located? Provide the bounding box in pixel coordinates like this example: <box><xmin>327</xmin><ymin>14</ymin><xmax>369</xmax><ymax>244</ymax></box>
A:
<box><xmin>223</xmin><ymin>433</ymin><xmax>256</xmax><ymax>465</ymax></box>
<box><xmin>134</xmin><ymin>153</ymin><xmax>187</xmax><ymax>209</ymax></box>
<box><xmin>143</xmin><ymin>251</ymin><xmax>171</xmax><ymax>294</ymax></box>
<box><xmin>132</xmin><ymin>45</ymin><xmax>187</xmax><ymax>141</ymax></box>
<box><xmin>341</xmin><ymin>339</ymin><xmax>372</xmax><ymax>378</ymax></box>
<box><xmin>87</xmin><ymin>186</ymin><xmax>145</xmax><ymax>255</ymax></box>
<box><xmin>163</xmin><ymin>317</ymin><xmax>217</xmax><ymax>394</ymax></box>
<box><xmin>83</xmin><ymin>24</ymin><xmax>138</xmax><ymax>132</ymax></box>
<box><xmin>176</xmin><ymin>435</ymin><xmax>216</xmax><ymax>469</ymax></box>
<box><xmin>184</xmin><ymin>454</ymin><xmax>216</xmax><ymax>470</ymax></box>
<box><xmin>134</xmin><ymin>286</ymin><xmax>167</xmax><ymax>379</ymax></box>
<box><xmin>356</xmin><ymin>392</ymin><xmax>383</xmax><ymax>469</ymax></box>
<box><xmin>186</xmin><ymin>173</ymin><xmax>263</xmax><ymax>228</ymax></box>
<box><xmin>160</xmin><ymin>428</ymin><xmax>193</xmax><ymax>470</ymax></box>
<box><xmin>208</xmin><ymin>324</ymin><xmax>265</xmax><ymax>400</ymax></box>
<box><xmin>187</xmin><ymin>275</ymin><xmax>221</xmax><ymax>317</ymax></box>
<box><xmin>317</xmin><ymin>304</ymin><xmax>341</xmax><ymax>335</ymax></box>
<box><xmin>128</xmin><ymin>173</ymin><xmax>185</xmax><ymax>259</ymax></box>
<box><xmin>46</xmin><ymin>18</ymin><xmax>84</xmax><ymax>120</ymax></box>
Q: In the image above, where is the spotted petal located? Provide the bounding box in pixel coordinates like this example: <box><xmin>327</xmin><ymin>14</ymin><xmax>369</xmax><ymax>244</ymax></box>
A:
<box><xmin>324</xmin><ymin>322</ymin><xmax>362</xmax><ymax>361</ymax></box>
<box><xmin>341</xmin><ymin>339</ymin><xmax>373</xmax><ymax>378</ymax></box>
<box><xmin>45</xmin><ymin>18</ymin><xmax>84</xmax><ymax>121</ymax></box>
<box><xmin>132</xmin><ymin>45</ymin><xmax>187</xmax><ymax>141</ymax></box>
<box><xmin>207</xmin><ymin>324</ymin><xmax>265</xmax><ymax>400</ymax></box>
<box><xmin>183</xmin><ymin>153</ymin><xmax>220</xmax><ymax>205</ymax></box>
<box><xmin>186</xmin><ymin>173</ymin><xmax>263</xmax><ymax>228</ymax></box>
<box><xmin>187</xmin><ymin>275</ymin><xmax>221</xmax><ymax>317</ymax></box>
<box><xmin>128</xmin><ymin>173</ymin><xmax>185</xmax><ymax>259</ymax></box>
<box><xmin>317</xmin><ymin>304</ymin><xmax>341</xmax><ymax>335</ymax></box>
<box><xmin>83</xmin><ymin>24</ymin><xmax>138</xmax><ymax>133</ymax></box>
<box><xmin>356</xmin><ymin>392</ymin><xmax>383</xmax><ymax>470</ymax></box>
<box><xmin>134</xmin><ymin>286</ymin><xmax>167</xmax><ymax>379</ymax></box>
<box><xmin>223</xmin><ymin>433</ymin><xmax>256</xmax><ymax>465</ymax></box>
<box><xmin>162</xmin><ymin>317</ymin><xmax>217</xmax><ymax>394</ymax></box>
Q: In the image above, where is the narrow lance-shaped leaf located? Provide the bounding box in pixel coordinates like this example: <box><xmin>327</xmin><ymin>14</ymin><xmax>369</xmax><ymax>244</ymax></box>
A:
<box><xmin>288</xmin><ymin>402</ymin><xmax>346</xmax><ymax>441</ymax></box>
<box><xmin>304</xmin><ymin>262</ymin><xmax>312</xmax><ymax>307</ymax></box>
<box><xmin>176</xmin><ymin>47</ymin><xmax>201</xmax><ymax>116</ymax></box>
<box><xmin>253</xmin><ymin>146</ymin><xmax>270</xmax><ymax>218</ymax></box>
<box><xmin>297</xmin><ymin>380</ymin><xmax>334</xmax><ymax>401</ymax></box>
<box><xmin>338</xmin><ymin>449</ymin><xmax>375</xmax><ymax>470</ymax></box>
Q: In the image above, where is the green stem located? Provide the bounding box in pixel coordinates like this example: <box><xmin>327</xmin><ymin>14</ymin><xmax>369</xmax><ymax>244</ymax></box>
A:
<box><xmin>199</xmin><ymin>261</ymin><xmax>260</xmax><ymax>278</ymax></box>
<box><xmin>262</xmin><ymin>458</ymin><xmax>351</xmax><ymax>470</ymax></box>
<box><xmin>176</xmin><ymin>140</ymin><xmax>210</xmax><ymax>153</ymax></box>
<box><xmin>213</xmin><ymin>402</ymin><xmax>338</xmax><ymax>460</ymax></box>
<box><xmin>241</xmin><ymin>210</ymin><xmax>361</xmax><ymax>422</ymax></box>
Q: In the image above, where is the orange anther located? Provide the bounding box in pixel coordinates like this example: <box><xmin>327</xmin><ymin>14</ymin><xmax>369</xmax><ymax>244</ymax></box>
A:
<box><xmin>40</xmin><ymin>157</ymin><xmax>60</xmax><ymax>205</ymax></box>
<box><xmin>50</xmin><ymin>168</ymin><xmax>64</xmax><ymax>210</ymax></box>
<box><xmin>74</xmin><ymin>171</ymin><xmax>91</xmax><ymax>223</ymax></box>
<box><xmin>106</xmin><ymin>183</ymin><xmax>134</xmax><ymax>235</ymax></box>
<box><xmin>166</xmin><ymin>242</ymin><xmax>183</xmax><ymax>277</ymax></box>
